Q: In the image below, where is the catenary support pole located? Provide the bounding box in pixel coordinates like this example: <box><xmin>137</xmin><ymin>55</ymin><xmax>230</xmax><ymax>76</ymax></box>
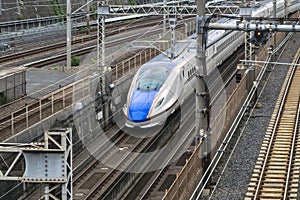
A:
<box><xmin>273</xmin><ymin>0</ymin><xmax>277</xmax><ymax>51</ymax></box>
<box><xmin>196</xmin><ymin>0</ymin><xmax>211</xmax><ymax>188</ymax></box>
<box><xmin>66</xmin><ymin>0</ymin><xmax>71</xmax><ymax>71</ymax></box>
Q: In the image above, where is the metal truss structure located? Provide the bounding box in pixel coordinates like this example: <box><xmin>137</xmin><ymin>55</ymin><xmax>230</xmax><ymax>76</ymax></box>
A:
<box><xmin>96</xmin><ymin>3</ymin><xmax>240</xmax><ymax>68</ymax></box>
<box><xmin>96</xmin><ymin>1</ymin><xmax>241</xmax><ymax>76</ymax></box>
<box><xmin>107</xmin><ymin>5</ymin><xmax>240</xmax><ymax>16</ymax></box>
<box><xmin>0</xmin><ymin>128</ymin><xmax>72</xmax><ymax>200</ymax></box>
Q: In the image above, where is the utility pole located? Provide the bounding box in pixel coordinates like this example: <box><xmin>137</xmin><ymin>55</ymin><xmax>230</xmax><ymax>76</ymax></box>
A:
<box><xmin>97</xmin><ymin>1</ymin><xmax>106</xmax><ymax>68</ymax></box>
<box><xmin>284</xmin><ymin>0</ymin><xmax>289</xmax><ymax>18</ymax></box>
<box><xmin>163</xmin><ymin>0</ymin><xmax>167</xmax><ymax>32</ymax></box>
<box><xmin>240</xmin><ymin>4</ymin><xmax>255</xmax><ymax>100</ymax></box>
<box><xmin>273</xmin><ymin>0</ymin><xmax>277</xmax><ymax>50</ymax></box>
<box><xmin>0</xmin><ymin>0</ymin><xmax>2</xmax><ymax>16</ymax></box>
<box><xmin>169</xmin><ymin>8</ymin><xmax>177</xmax><ymax>59</ymax></box>
<box><xmin>87</xmin><ymin>0</ymin><xmax>91</xmax><ymax>34</ymax></box>
<box><xmin>97</xmin><ymin>2</ymin><xmax>112</xmax><ymax>129</ymax></box>
<box><xmin>66</xmin><ymin>0</ymin><xmax>71</xmax><ymax>71</ymax></box>
<box><xmin>196</xmin><ymin>0</ymin><xmax>211</xmax><ymax>186</ymax></box>
<box><xmin>66</xmin><ymin>0</ymin><xmax>96</xmax><ymax>71</ymax></box>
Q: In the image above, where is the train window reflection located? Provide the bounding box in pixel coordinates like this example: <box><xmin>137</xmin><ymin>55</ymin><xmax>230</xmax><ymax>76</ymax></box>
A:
<box><xmin>136</xmin><ymin>68</ymin><xmax>169</xmax><ymax>91</ymax></box>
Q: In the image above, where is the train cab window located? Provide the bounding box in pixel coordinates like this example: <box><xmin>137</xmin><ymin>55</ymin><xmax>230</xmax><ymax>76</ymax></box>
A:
<box><xmin>136</xmin><ymin>67</ymin><xmax>169</xmax><ymax>91</ymax></box>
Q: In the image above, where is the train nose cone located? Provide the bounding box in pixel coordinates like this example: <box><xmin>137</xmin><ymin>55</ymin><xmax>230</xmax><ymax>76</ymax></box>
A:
<box><xmin>128</xmin><ymin>90</ymin><xmax>157</xmax><ymax>122</ymax></box>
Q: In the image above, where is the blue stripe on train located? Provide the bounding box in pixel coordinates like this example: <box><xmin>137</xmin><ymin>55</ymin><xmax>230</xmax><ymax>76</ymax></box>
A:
<box><xmin>128</xmin><ymin>89</ymin><xmax>158</xmax><ymax>122</ymax></box>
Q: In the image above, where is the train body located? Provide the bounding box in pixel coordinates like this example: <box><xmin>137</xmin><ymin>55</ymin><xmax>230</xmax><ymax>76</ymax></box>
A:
<box><xmin>123</xmin><ymin>0</ymin><xmax>300</xmax><ymax>129</ymax></box>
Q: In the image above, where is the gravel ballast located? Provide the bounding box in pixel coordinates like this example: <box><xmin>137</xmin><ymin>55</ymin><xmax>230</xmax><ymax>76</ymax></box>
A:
<box><xmin>204</xmin><ymin>32</ymin><xmax>300</xmax><ymax>200</ymax></box>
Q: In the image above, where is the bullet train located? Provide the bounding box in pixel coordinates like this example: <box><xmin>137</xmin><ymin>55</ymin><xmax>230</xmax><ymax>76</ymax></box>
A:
<box><xmin>123</xmin><ymin>0</ymin><xmax>300</xmax><ymax>129</ymax></box>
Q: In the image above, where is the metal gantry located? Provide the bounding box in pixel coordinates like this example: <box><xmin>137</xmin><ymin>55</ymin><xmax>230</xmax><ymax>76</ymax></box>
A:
<box><xmin>107</xmin><ymin>4</ymin><xmax>239</xmax><ymax>16</ymax></box>
<box><xmin>0</xmin><ymin>128</ymin><xmax>72</xmax><ymax>200</ymax></box>
<box><xmin>96</xmin><ymin>2</ymin><xmax>241</xmax><ymax>66</ymax></box>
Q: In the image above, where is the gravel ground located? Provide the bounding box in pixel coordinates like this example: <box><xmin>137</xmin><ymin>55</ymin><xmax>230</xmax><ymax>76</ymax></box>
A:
<box><xmin>204</xmin><ymin>32</ymin><xmax>300</xmax><ymax>200</ymax></box>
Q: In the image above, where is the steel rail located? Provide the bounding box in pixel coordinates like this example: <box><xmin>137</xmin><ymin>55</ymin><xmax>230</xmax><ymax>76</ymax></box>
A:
<box><xmin>253</xmin><ymin>48</ymin><xmax>299</xmax><ymax>200</ymax></box>
<box><xmin>283</xmin><ymin>101</ymin><xmax>300</xmax><ymax>199</ymax></box>
<box><xmin>18</xmin><ymin>29</ymin><xmax>162</xmax><ymax>68</ymax></box>
<box><xmin>81</xmin><ymin>136</ymin><xmax>150</xmax><ymax>200</ymax></box>
<box><xmin>0</xmin><ymin>17</ymin><xmax>163</xmax><ymax>64</ymax></box>
<box><xmin>138</xmin><ymin>96</ymin><xmax>196</xmax><ymax>200</ymax></box>
<box><xmin>283</xmin><ymin>53</ymin><xmax>300</xmax><ymax>200</ymax></box>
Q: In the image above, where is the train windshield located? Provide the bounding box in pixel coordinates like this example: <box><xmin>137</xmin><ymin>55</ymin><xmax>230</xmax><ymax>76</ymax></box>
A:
<box><xmin>136</xmin><ymin>67</ymin><xmax>169</xmax><ymax>91</ymax></box>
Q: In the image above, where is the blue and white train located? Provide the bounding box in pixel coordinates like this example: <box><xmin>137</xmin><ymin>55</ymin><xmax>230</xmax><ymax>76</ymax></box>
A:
<box><xmin>123</xmin><ymin>0</ymin><xmax>300</xmax><ymax>129</ymax></box>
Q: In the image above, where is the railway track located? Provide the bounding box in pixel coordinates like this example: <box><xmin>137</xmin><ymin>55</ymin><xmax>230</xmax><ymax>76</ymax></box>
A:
<box><xmin>245</xmin><ymin>49</ymin><xmax>300</xmax><ymax>199</ymax></box>
<box><xmin>71</xmin><ymin>94</ymin><xmax>184</xmax><ymax>200</ymax></box>
<box><xmin>72</xmin><ymin>128</ymin><xmax>153</xmax><ymax>200</ymax></box>
<box><xmin>18</xmin><ymin>29</ymin><xmax>162</xmax><ymax>68</ymax></box>
<box><xmin>0</xmin><ymin>23</ymin><xmax>160</xmax><ymax>69</ymax></box>
<box><xmin>0</xmin><ymin>17</ymin><xmax>194</xmax><ymax>70</ymax></box>
<box><xmin>0</xmin><ymin>16</ymin><xmax>161</xmax><ymax>62</ymax></box>
<box><xmin>134</xmin><ymin>97</ymin><xmax>196</xmax><ymax>200</ymax></box>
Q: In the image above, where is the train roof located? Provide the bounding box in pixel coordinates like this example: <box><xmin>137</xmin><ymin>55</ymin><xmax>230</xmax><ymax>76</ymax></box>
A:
<box><xmin>144</xmin><ymin>17</ymin><xmax>234</xmax><ymax>65</ymax></box>
<box><xmin>146</xmin><ymin>40</ymin><xmax>193</xmax><ymax>63</ymax></box>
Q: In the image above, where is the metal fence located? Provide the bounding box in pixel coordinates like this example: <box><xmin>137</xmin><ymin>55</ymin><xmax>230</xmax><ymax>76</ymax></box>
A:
<box><xmin>0</xmin><ymin>69</ymin><xmax>26</xmax><ymax>105</ymax></box>
<box><xmin>0</xmin><ymin>76</ymin><xmax>91</xmax><ymax>137</ymax></box>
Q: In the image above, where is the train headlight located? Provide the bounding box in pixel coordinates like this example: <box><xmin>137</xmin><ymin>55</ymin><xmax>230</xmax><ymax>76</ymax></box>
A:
<box><xmin>155</xmin><ymin>98</ymin><xmax>164</xmax><ymax>108</ymax></box>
